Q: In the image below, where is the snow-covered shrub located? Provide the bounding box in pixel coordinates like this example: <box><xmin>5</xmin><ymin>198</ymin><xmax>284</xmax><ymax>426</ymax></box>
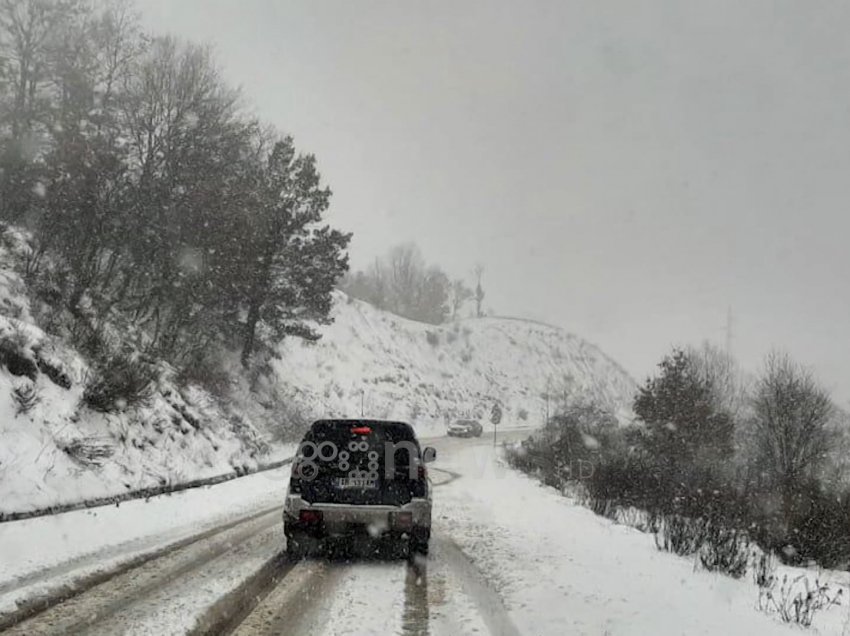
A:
<box><xmin>33</xmin><ymin>342</ymin><xmax>73</xmax><ymax>389</ymax></box>
<box><xmin>60</xmin><ymin>437</ymin><xmax>114</xmax><ymax>467</ymax></box>
<box><xmin>697</xmin><ymin>524</ymin><xmax>750</xmax><ymax>578</ymax></box>
<box><xmin>771</xmin><ymin>483</ymin><xmax>850</xmax><ymax>569</ymax></box>
<box><xmin>614</xmin><ymin>506</ymin><xmax>657</xmax><ymax>532</ymax></box>
<box><xmin>752</xmin><ymin>550</ymin><xmax>777</xmax><ymax>590</ymax></box>
<box><xmin>425</xmin><ymin>330</ymin><xmax>440</xmax><ymax>347</ymax></box>
<box><xmin>177</xmin><ymin>353</ymin><xmax>233</xmax><ymax>397</ymax></box>
<box><xmin>757</xmin><ymin>572</ymin><xmax>843</xmax><ymax>627</ymax></box>
<box><xmin>0</xmin><ymin>329</ymin><xmax>38</xmax><ymax>380</ymax></box>
<box><xmin>228</xmin><ymin>413</ymin><xmax>269</xmax><ymax>458</ymax></box>
<box><xmin>83</xmin><ymin>352</ymin><xmax>157</xmax><ymax>412</ymax></box>
<box><xmin>12</xmin><ymin>380</ymin><xmax>40</xmax><ymax>414</ymax></box>
<box><xmin>654</xmin><ymin>514</ymin><xmax>709</xmax><ymax>556</ymax></box>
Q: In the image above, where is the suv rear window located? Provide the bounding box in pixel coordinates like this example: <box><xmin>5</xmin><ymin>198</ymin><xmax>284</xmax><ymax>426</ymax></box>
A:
<box><xmin>295</xmin><ymin>419</ymin><xmax>425</xmax><ymax>505</ymax></box>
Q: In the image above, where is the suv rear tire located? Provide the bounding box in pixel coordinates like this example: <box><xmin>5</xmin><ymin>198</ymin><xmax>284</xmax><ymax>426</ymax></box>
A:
<box><xmin>286</xmin><ymin>533</ymin><xmax>311</xmax><ymax>560</ymax></box>
<box><xmin>410</xmin><ymin>527</ymin><xmax>430</xmax><ymax>557</ymax></box>
<box><xmin>411</xmin><ymin>539</ymin><xmax>429</xmax><ymax>556</ymax></box>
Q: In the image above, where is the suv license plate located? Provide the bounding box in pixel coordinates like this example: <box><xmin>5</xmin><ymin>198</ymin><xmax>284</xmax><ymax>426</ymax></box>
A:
<box><xmin>336</xmin><ymin>478</ymin><xmax>377</xmax><ymax>489</ymax></box>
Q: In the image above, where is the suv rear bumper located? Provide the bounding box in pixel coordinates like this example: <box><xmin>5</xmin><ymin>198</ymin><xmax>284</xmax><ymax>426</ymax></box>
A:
<box><xmin>283</xmin><ymin>494</ymin><xmax>431</xmax><ymax>538</ymax></box>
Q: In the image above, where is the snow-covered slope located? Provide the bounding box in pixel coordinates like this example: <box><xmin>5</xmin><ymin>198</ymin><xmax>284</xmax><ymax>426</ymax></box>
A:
<box><xmin>271</xmin><ymin>293</ymin><xmax>637</xmax><ymax>437</ymax></box>
<box><xmin>0</xmin><ymin>229</ymin><xmax>273</xmax><ymax>515</ymax></box>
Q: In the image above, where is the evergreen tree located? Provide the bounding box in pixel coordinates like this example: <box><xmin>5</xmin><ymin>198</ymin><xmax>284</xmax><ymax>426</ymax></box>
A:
<box><xmin>239</xmin><ymin>138</ymin><xmax>350</xmax><ymax>365</ymax></box>
<box><xmin>633</xmin><ymin>348</ymin><xmax>734</xmax><ymax>475</ymax></box>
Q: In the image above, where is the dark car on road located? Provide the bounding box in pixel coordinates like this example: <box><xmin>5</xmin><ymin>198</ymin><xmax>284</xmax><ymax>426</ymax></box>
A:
<box><xmin>284</xmin><ymin>419</ymin><xmax>436</xmax><ymax>559</ymax></box>
<box><xmin>447</xmin><ymin>419</ymin><xmax>483</xmax><ymax>438</ymax></box>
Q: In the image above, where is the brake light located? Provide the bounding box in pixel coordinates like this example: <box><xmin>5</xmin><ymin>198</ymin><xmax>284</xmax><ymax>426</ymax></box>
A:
<box><xmin>299</xmin><ymin>510</ymin><xmax>323</xmax><ymax>524</ymax></box>
<box><xmin>418</xmin><ymin>464</ymin><xmax>427</xmax><ymax>480</ymax></box>
<box><xmin>391</xmin><ymin>511</ymin><xmax>413</xmax><ymax>530</ymax></box>
<box><xmin>351</xmin><ymin>426</ymin><xmax>372</xmax><ymax>434</ymax></box>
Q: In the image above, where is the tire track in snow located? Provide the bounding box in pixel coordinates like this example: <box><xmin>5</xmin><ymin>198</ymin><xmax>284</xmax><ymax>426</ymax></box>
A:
<box><xmin>3</xmin><ymin>510</ymin><xmax>280</xmax><ymax>635</ymax></box>
<box><xmin>0</xmin><ymin>504</ymin><xmax>281</xmax><ymax>631</ymax></box>
<box><xmin>224</xmin><ymin>559</ymin><xmax>338</xmax><ymax>636</ymax></box>
<box><xmin>434</xmin><ymin>537</ymin><xmax>521</xmax><ymax>636</ymax></box>
<box><xmin>288</xmin><ymin>559</ymin><xmax>408</xmax><ymax>635</ymax></box>
<box><xmin>401</xmin><ymin>557</ymin><xmax>430</xmax><ymax>636</ymax></box>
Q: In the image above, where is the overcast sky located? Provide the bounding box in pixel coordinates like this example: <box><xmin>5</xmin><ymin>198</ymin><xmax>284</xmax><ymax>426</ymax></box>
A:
<box><xmin>141</xmin><ymin>1</ymin><xmax>850</xmax><ymax>402</ymax></box>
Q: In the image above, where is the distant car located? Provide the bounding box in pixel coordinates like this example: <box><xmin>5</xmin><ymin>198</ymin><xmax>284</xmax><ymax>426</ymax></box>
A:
<box><xmin>447</xmin><ymin>419</ymin><xmax>483</xmax><ymax>438</ymax></box>
<box><xmin>283</xmin><ymin>419</ymin><xmax>436</xmax><ymax>559</ymax></box>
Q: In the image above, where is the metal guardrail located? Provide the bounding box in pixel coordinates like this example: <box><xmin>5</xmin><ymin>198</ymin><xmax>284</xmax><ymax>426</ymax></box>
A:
<box><xmin>0</xmin><ymin>456</ymin><xmax>294</xmax><ymax>524</ymax></box>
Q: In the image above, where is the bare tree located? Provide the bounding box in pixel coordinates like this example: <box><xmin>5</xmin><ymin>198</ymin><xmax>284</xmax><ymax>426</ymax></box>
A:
<box><xmin>0</xmin><ymin>0</ymin><xmax>80</xmax><ymax>138</ymax></box>
<box><xmin>385</xmin><ymin>243</ymin><xmax>424</xmax><ymax>317</ymax></box>
<box><xmin>450</xmin><ymin>278</ymin><xmax>472</xmax><ymax>319</ymax></box>
<box><xmin>687</xmin><ymin>341</ymin><xmax>748</xmax><ymax>419</ymax></box>
<box><xmin>473</xmin><ymin>263</ymin><xmax>484</xmax><ymax>318</ymax></box>
<box><xmin>369</xmin><ymin>257</ymin><xmax>386</xmax><ymax>309</ymax></box>
<box><xmin>343</xmin><ymin>243</ymin><xmax>450</xmax><ymax>324</ymax></box>
<box><xmin>750</xmin><ymin>351</ymin><xmax>835</xmax><ymax>512</ymax></box>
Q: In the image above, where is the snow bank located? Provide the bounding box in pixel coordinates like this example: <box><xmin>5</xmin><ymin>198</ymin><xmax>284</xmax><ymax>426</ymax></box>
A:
<box><xmin>0</xmin><ymin>463</ymin><xmax>292</xmax><ymax>615</ymax></box>
<box><xmin>435</xmin><ymin>444</ymin><xmax>849</xmax><ymax>635</ymax></box>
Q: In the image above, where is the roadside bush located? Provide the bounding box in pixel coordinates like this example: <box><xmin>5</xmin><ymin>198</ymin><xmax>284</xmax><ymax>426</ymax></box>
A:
<box><xmin>654</xmin><ymin>514</ymin><xmax>708</xmax><ymax>556</ymax></box>
<box><xmin>757</xmin><ymin>573</ymin><xmax>843</xmax><ymax>627</ymax></box>
<box><xmin>12</xmin><ymin>380</ymin><xmax>40</xmax><ymax>414</ymax></box>
<box><xmin>177</xmin><ymin>351</ymin><xmax>232</xmax><ymax>398</ymax></box>
<box><xmin>698</xmin><ymin>524</ymin><xmax>750</xmax><ymax>578</ymax></box>
<box><xmin>0</xmin><ymin>330</ymin><xmax>38</xmax><ymax>380</ymax></box>
<box><xmin>752</xmin><ymin>550</ymin><xmax>777</xmax><ymax>591</ymax></box>
<box><xmin>83</xmin><ymin>352</ymin><xmax>157</xmax><ymax>413</ymax></box>
<box><xmin>60</xmin><ymin>436</ymin><xmax>114</xmax><ymax>466</ymax></box>
<box><xmin>782</xmin><ymin>484</ymin><xmax>850</xmax><ymax>569</ymax></box>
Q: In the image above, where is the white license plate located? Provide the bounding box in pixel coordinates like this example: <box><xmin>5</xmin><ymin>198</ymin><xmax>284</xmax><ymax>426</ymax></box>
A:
<box><xmin>335</xmin><ymin>478</ymin><xmax>377</xmax><ymax>489</ymax></box>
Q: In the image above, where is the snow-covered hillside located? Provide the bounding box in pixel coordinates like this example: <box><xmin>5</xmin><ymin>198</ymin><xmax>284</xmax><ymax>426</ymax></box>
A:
<box><xmin>271</xmin><ymin>292</ymin><xmax>637</xmax><ymax>437</ymax></box>
<box><xmin>0</xmin><ymin>229</ymin><xmax>273</xmax><ymax>516</ymax></box>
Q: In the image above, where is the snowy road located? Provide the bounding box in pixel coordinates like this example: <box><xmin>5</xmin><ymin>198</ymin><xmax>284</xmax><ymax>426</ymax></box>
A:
<box><xmin>3</xmin><ymin>428</ymin><xmax>842</xmax><ymax>635</ymax></box>
<box><xmin>0</xmin><ymin>432</ymin><xmax>527</xmax><ymax>635</ymax></box>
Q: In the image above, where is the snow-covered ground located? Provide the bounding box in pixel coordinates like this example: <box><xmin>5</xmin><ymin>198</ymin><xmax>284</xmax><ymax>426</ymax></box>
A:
<box><xmin>0</xmin><ymin>461</ymin><xmax>292</xmax><ymax>616</ymax></box>
<box><xmin>434</xmin><ymin>442</ymin><xmax>850</xmax><ymax>636</ymax></box>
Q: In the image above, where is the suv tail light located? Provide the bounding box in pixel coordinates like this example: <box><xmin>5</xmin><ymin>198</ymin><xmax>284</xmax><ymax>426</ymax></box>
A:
<box><xmin>418</xmin><ymin>464</ymin><xmax>427</xmax><ymax>480</ymax></box>
<box><xmin>391</xmin><ymin>511</ymin><xmax>413</xmax><ymax>530</ymax></box>
<box><xmin>299</xmin><ymin>510</ymin><xmax>323</xmax><ymax>524</ymax></box>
